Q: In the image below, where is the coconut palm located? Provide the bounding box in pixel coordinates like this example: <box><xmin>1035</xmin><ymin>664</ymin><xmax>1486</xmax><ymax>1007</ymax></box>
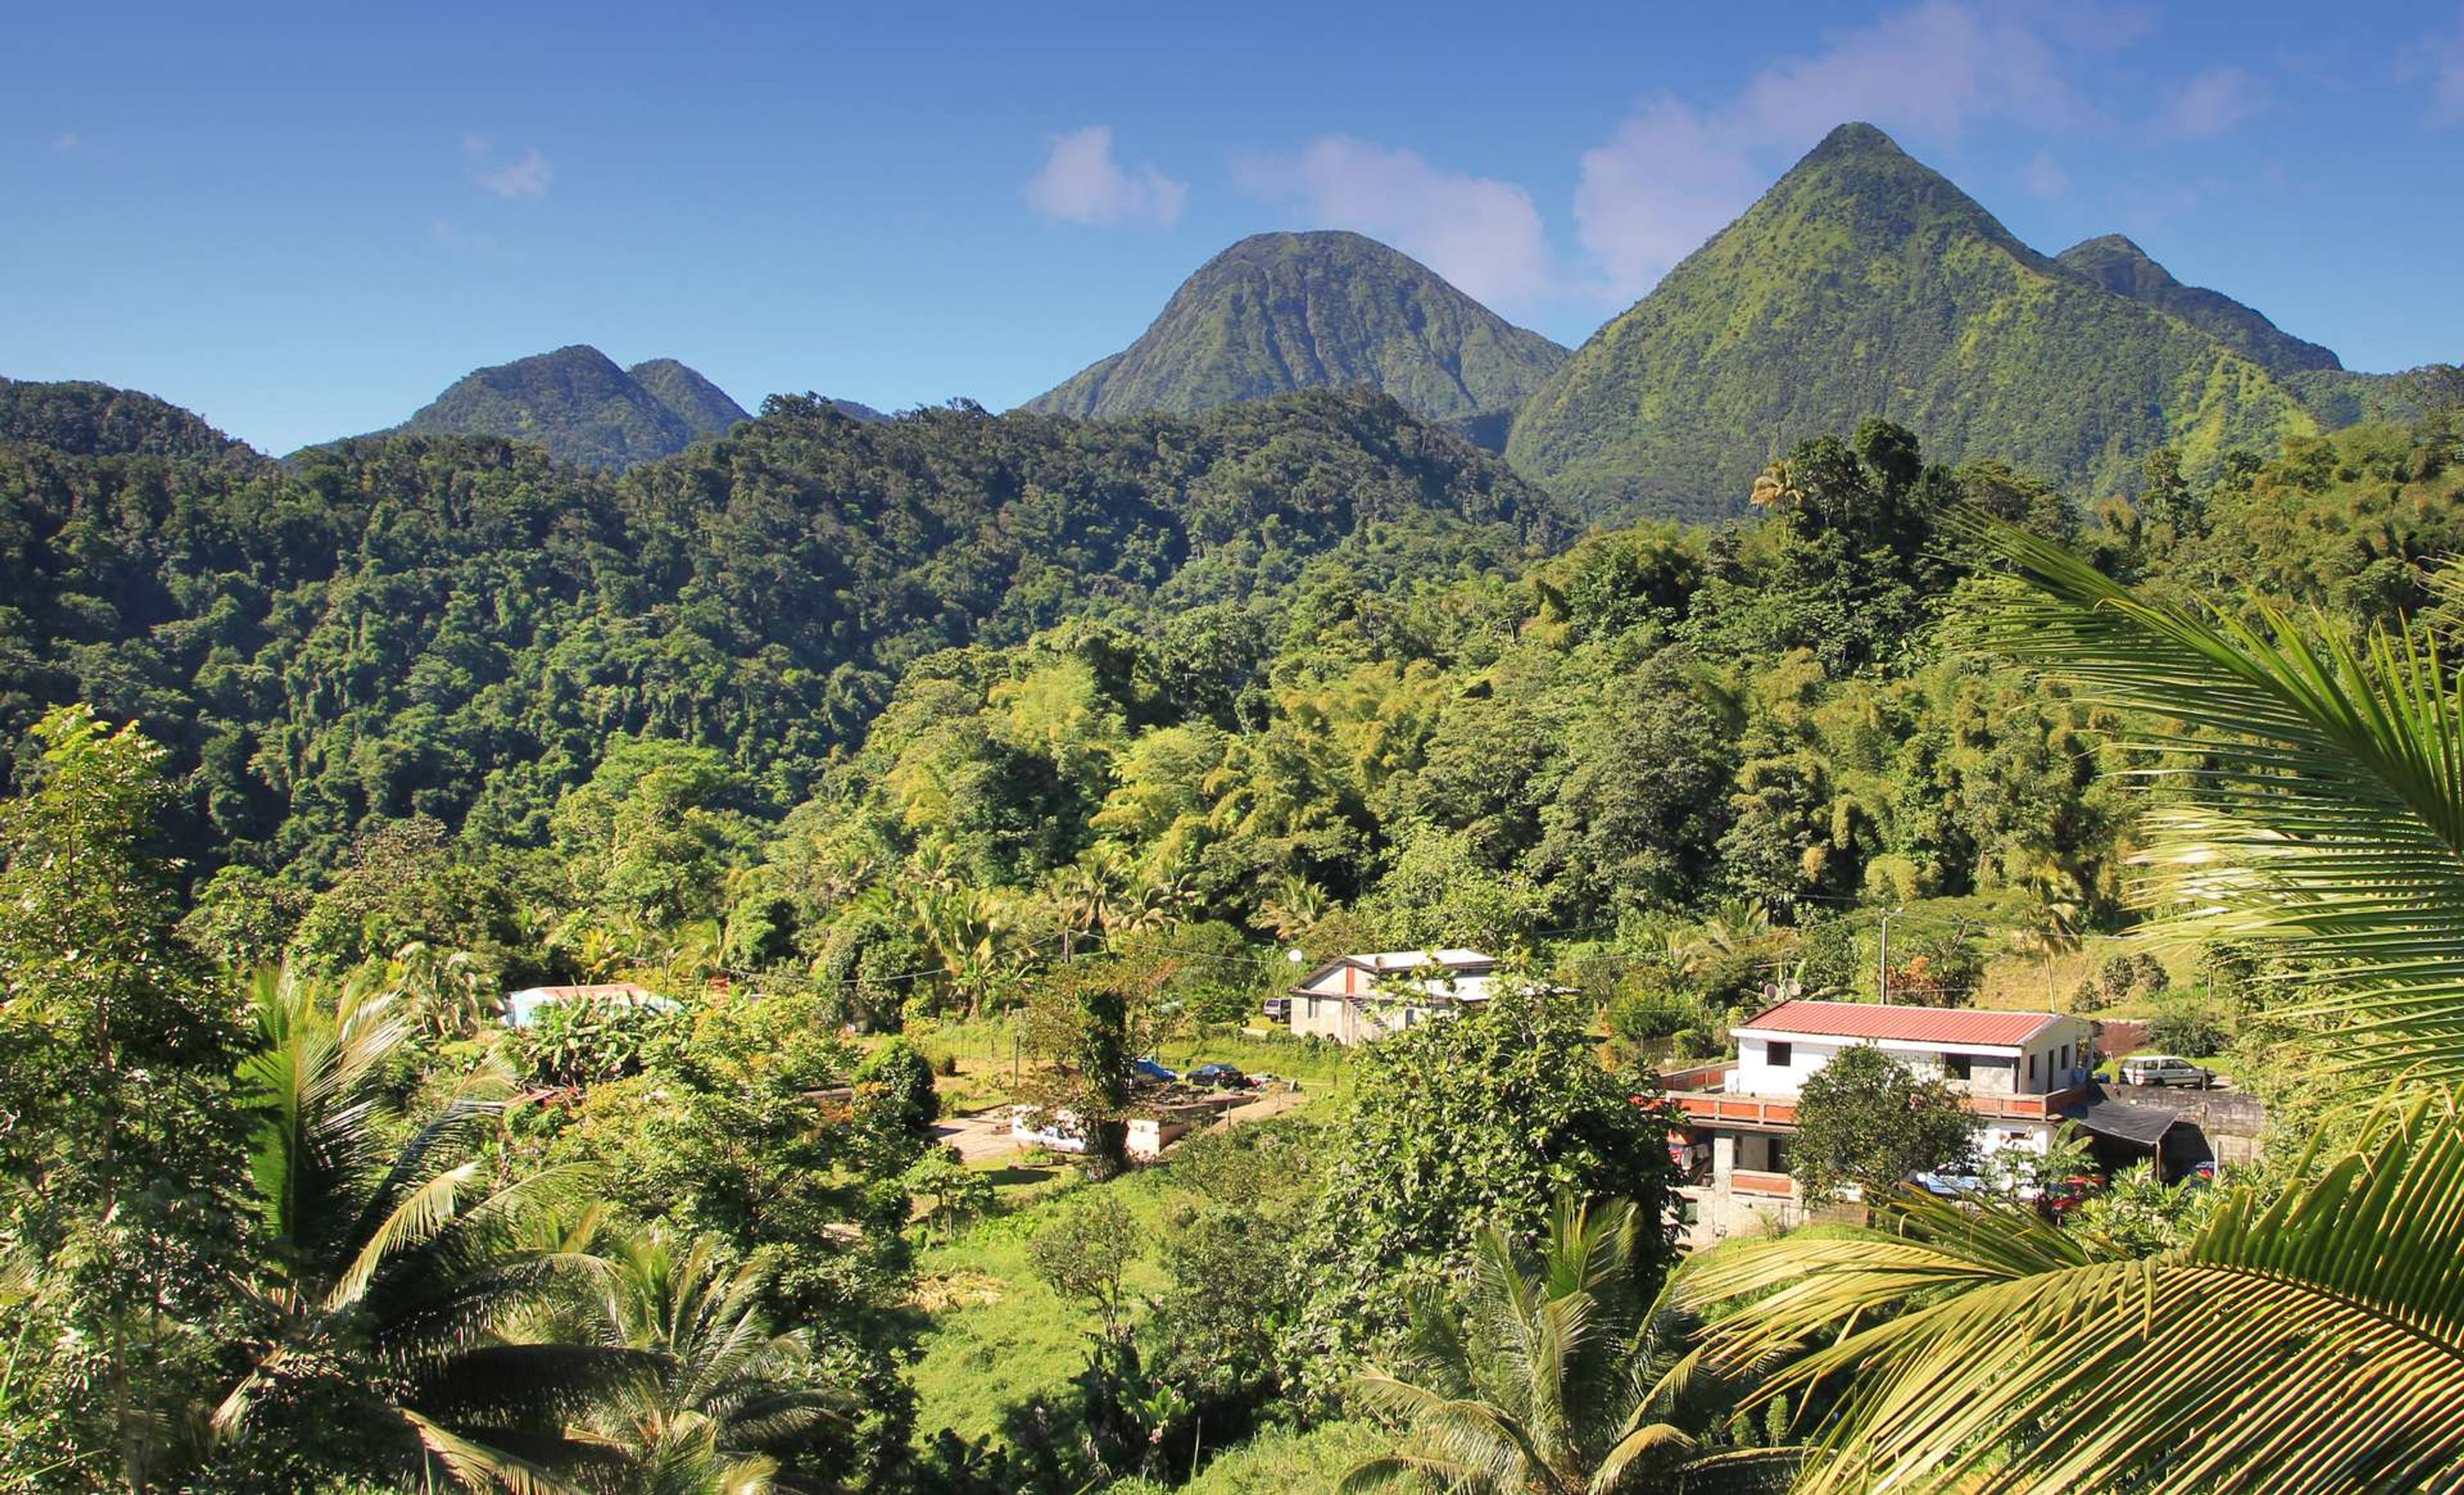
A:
<box><xmin>1672</xmin><ymin>523</ymin><xmax>2464</xmax><ymax>1491</ymax></box>
<box><xmin>2007</xmin><ymin>868</ymin><xmax>2083</xmax><ymax>1005</ymax></box>
<box><xmin>546</xmin><ymin>1220</ymin><xmax>843</xmax><ymax>1495</ymax></box>
<box><xmin>210</xmin><ymin>966</ymin><xmax>640</xmax><ymax>1492</ymax></box>
<box><xmin>1342</xmin><ymin>1196</ymin><xmax>1788</xmax><ymax>1494</ymax></box>
<box><xmin>1687</xmin><ymin>1094</ymin><xmax>2464</xmax><ymax>1493</ymax></box>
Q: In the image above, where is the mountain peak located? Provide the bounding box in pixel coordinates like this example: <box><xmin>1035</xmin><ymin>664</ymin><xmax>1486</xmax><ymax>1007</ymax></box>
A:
<box><xmin>1806</xmin><ymin>121</ymin><xmax>1904</xmax><ymax>160</ymax></box>
<box><xmin>626</xmin><ymin>358</ymin><xmax>751</xmax><ymax>438</ymax></box>
<box><xmin>1021</xmin><ymin>230</ymin><xmax>1567</xmax><ymax>432</ymax></box>
<box><xmin>388</xmin><ymin>348</ymin><xmax>748</xmax><ymax>470</ymax></box>
<box><xmin>1506</xmin><ymin>130</ymin><xmax>2315</xmax><ymax>522</ymax></box>
<box><xmin>2056</xmin><ymin>235</ymin><xmax>2340</xmax><ymax>375</ymax></box>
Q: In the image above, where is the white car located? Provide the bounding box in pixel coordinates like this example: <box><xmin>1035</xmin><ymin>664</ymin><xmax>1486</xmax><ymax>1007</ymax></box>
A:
<box><xmin>2118</xmin><ymin>1054</ymin><xmax>2213</xmax><ymax>1089</ymax></box>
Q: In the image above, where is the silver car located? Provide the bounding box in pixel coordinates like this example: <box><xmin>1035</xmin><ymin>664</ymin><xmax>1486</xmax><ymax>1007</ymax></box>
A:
<box><xmin>2118</xmin><ymin>1054</ymin><xmax>2213</xmax><ymax>1089</ymax></box>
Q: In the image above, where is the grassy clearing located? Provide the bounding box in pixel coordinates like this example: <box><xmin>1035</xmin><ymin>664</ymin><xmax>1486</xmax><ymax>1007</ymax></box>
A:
<box><xmin>1107</xmin><ymin>1421</ymin><xmax>1385</xmax><ymax>1493</ymax></box>
<box><xmin>905</xmin><ymin>1161</ymin><xmax>1184</xmax><ymax>1444</ymax></box>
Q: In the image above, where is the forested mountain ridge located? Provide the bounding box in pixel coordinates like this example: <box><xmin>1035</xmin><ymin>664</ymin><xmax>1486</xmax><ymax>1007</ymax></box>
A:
<box><xmin>2053</xmin><ymin>233</ymin><xmax>2342</xmax><ymax>376</ymax></box>
<box><xmin>0</xmin><ymin>384</ymin><xmax>1564</xmax><ymax>871</ymax></box>
<box><xmin>1504</xmin><ymin>123</ymin><xmax>2320</xmax><ymax>522</ymax></box>
<box><xmin>1022</xmin><ymin>231</ymin><xmax>1570</xmax><ymax>437</ymax></box>
<box><xmin>625</xmin><ymin>355</ymin><xmax>758</xmax><ymax>436</ymax></box>
<box><xmin>0</xmin><ymin>375</ymin><xmax>261</xmax><ymax>464</ymax></box>
<box><xmin>357</xmin><ymin>344</ymin><xmax>753</xmax><ymax>470</ymax></box>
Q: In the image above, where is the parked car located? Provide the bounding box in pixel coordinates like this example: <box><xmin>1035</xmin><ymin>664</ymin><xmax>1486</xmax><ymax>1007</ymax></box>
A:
<box><xmin>1260</xmin><ymin>996</ymin><xmax>1291</xmax><ymax>1022</ymax></box>
<box><xmin>2118</xmin><ymin>1054</ymin><xmax>2214</xmax><ymax>1089</ymax></box>
<box><xmin>1185</xmin><ymin>1063</ymin><xmax>1252</xmax><ymax>1090</ymax></box>
<box><xmin>2038</xmin><ymin>1174</ymin><xmax>2104</xmax><ymax>1220</ymax></box>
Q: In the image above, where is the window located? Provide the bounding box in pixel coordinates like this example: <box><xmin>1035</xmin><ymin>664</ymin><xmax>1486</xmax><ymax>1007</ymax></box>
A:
<box><xmin>2058</xmin><ymin>1043</ymin><xmax>2073</xmax><ymax>1072</ymax></box>
<box><xmin>1945</xmin><ymin>1054</ymin><xmax>1973</xmax><ymax>1081</ymax></box>
<box><xmin>2027</xmin><ymin>1054</ymin><xmax>2038</xmax><ymax>1084</ymax></box>
<box><xmin>1766</xmin><ymin>1041</ymin><xmax>1793</xmax><ymax>1067</ymax></box>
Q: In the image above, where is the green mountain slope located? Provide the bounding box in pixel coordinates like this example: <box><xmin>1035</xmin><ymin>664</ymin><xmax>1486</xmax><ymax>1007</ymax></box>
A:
<box><xmin>2054</xmin><ymin>234</ymin><xmax>2341</xmax><ymax>376</ymax></box>
<box><xmin>1506</xmin><ymin>123</ymin><xmax>2318</xmax><ymax>522</ymax></box>
<box><xmin>0</xmin><ymin>382</ymin><xmax>1562</xmax><ymax>866</ymax></box>
<box><xmin>625</xmin><ymin>356</ymin><xmax>753</xmax><ymax>438</ymax></box>
<box><xmin>1022</xmin><ymin>231</ymin><xmax>1568</xmax><ymax>433</ymax></box>
<box><xmin>379</xmin><ymin>345</ymin><xmax>762</xmax><ymax>470</ymax></box>
<box><xmin>393</xmin><ymin>345</ymin><xmax>695</xmax><ymax>469</ymax></box>
<box><xmin>0</xmin><ymin>377</ymin><xmax>257</xmax><ymax>463</ymax></box>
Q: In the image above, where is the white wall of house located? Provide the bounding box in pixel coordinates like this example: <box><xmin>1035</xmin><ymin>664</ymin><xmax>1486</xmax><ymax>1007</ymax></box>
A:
<box><xmin>1290</xmin><ymin>993</ymin><xmax>1458</xmax><ymax>1045</ymax></box>
<box><xmin>1733</xmin><ymin>1021</ymin><xmax>2092</xmax><ymax>1098</ymax></box>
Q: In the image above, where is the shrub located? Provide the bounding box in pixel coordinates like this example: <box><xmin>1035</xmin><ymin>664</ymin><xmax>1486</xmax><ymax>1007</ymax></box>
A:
<box><xmin>2147</xmin><ymin>1003</ymin><xmax>2230</xmax><ymax>1058</ymax></box>
<box><xmin>509</xmin><ymin>996</ymin><xmax>685</xmax><ymax>1088</ymax></box>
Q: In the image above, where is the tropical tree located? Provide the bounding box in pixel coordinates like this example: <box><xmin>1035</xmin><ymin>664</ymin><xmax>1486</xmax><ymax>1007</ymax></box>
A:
<box><xmin>209</xmin><ymin>966</ymin><xmax>638</xmax><ymax>1491</ymax></box>
<box><xmin>2007</xmin><ymin>866</ymin><xmax>2083</xmax><ymax>1006</ymax></box>
<box><xmin>1673</xmin><ymin>525</ymin><xmax>2464</xmax><ymax>1489</ymax></box>
<box><xmin>0</xmin><ymin>706</ymin><xmax>246</xmax><ymax>1492</ymax></box>
<box><xmin>1342</xmin><ymin>1196</ymin><xmax>1785</xmax><ymax>1494</ymax></box>
<box><xmin>1787</xmin><ymin>1044</ymin><xmax>1974</xmax><ymax>1206</ymax></box>
<box><xmin>549</xmin><ymin>1221</ymin><xmax>843</xmax><ymax>1495</ymax></box>
<box><xmin>1687</xmin><ymin>1097</ymin><xmax>2464</xmax><ymax>1493</ymax></box>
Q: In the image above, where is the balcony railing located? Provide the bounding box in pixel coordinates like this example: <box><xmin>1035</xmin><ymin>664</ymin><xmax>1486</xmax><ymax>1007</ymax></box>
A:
<box><xmin>1730</xmin><ymin>1168</ymin><xmax>1796</xmax><ymax>1198</ymax></box>
<box><xmin>1663</xmin><ymin>1067</ymin><xmax>2089</xmax><ymax>1126</ymax></box>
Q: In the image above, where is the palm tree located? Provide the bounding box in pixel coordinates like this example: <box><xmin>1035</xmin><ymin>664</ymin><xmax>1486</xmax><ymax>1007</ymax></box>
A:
<box><xmin>2008</xmin><ymin>867</ymin><xmax>2083</xmax><ymax>1005</ymax></box>
<box><xmin>1672</xmin><ymin>523</ymin><xmax>2464</xmax><ymax>1490</ymax></box>
<box><xmin>1342</xmin><ymin>1197</ymin><xmax>1787</xmax><ymax>1494</ymax></box>
<box><xmin>1686</xmin><ymin>1095</ymin><xmax>2464</xmax><ymax>1493</ymax></box>
<box><xmin>545</xmin><ymin>1220</ymin><xmax>842</xmax><ymax>1495</ymax></box>
<box><xmin>211</xmin><ymin>966</ymin><xmax>640</xmax><ymax>1492</ymax></box>
<box><xmin>1260</xmin><ymin>873</ymin><xmax>1331</xmax><ymax>945</ymax></box>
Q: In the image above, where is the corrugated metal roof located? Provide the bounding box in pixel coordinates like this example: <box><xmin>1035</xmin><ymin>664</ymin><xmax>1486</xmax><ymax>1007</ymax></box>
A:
<box><xmin>1349</xmin><ymin>949</ymin><xmax>1497</xmax><ymax>971</ymax></box>
<box><xmin>2066</xmin><ymin>1095</ymin><xmax>2185</xmax><ymax>1148</ymax></box>
<box><xmin>1734</xmin><ymin>1000</ymin><xmax>2071</xmax><ymax>1048</ymax></box>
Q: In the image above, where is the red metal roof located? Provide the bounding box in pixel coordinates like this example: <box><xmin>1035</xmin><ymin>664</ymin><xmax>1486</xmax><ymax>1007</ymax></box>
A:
<box><xmin>1734</xmin><ymin>1000</ymin><xmax>2070</xmax><ymax>1048</ymax></box>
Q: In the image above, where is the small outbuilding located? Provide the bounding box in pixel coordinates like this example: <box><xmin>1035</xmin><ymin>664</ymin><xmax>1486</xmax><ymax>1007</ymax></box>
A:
<box><xmin>502</xmin><ymin>981</ymin><xmax>675</xmax><ymax>1029</ymax></box>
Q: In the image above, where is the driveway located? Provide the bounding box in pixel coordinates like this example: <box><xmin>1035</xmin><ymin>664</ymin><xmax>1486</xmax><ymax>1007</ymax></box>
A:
<box><xmin>932</xmin><ymin>1108</ymin><xmax>1022</xmax><ymax>1163</ymax></box>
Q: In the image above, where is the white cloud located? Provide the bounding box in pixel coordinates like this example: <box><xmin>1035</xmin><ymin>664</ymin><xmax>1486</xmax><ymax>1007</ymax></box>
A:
<box><xmin>1025</xmin><ymin>126</ymin><xmax>1187</xmax><ymax>228</ymax></box>
<box><xmin>1233</xmin><ymin>136</ymin><xmax>1556</xmax><ymax>307</ymax></box>
<box><xmin>1573</xmin><ymin>0</ymin><xmax>2084</xmax><ymax>301</ymax></box>
<box><xmin>2022</xmin><ymin>148</ymin><xmax>2071</xmax><ymax>198</ymax></box>
<box><xmin>2156</xmin><ymin>65</ymin><xmax>2266</xmax><ymax>139</ymax></box>
<box><xmin>461</xmin><ymin>134</ymin><xmax>552</xmax><ymax>200</ymax></box>
<box><xmin>51</xmin><ymin>130</ymin><xmax>80</xmax><ymax>152</ymax></box>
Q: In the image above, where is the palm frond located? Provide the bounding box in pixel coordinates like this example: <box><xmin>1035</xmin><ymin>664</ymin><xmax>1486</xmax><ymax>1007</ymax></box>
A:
<box><xmin>400</xmin><ymin>1407</ymin><xmax>591</xmax><ymax>1495</ymax></box>
<box><xmin>1346</xmin><ymin>1372</ymin><xmax>1541</xmax><ymax>1490</ymax></box>
<box><xmin>1685</xmin><ymin>1094</ymin><xmax>2464</xmax><ymax>1492</ymax></box>
<box><xmin>1959</xmin><ymin>517</ymin><xmax>2464</xmax><ymax>1082</ymax></box>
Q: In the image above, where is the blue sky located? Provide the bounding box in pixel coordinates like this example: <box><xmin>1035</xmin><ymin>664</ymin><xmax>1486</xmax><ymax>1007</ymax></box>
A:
<box><xmin>6</xmin><ymin>0</ymin><xmax>2461</xmax><ymax>453</ymax></box>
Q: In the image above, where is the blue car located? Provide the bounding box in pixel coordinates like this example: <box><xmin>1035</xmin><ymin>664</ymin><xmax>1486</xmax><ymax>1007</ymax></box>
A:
<box><xmin>1186</xmin><ymin>1063</ymin><xmax>1251</xmax><ymax>1090</ymax></box>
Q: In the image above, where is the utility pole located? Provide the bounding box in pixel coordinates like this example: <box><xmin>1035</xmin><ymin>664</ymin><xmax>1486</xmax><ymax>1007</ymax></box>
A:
<box><xmin>1878</xmin><ymin>905</ymin><xmax>1904</xmax><ymax>1002</ymax></box>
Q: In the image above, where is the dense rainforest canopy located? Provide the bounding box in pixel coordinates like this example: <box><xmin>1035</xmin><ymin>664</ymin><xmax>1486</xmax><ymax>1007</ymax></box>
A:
<box><xmin>3</xmin><ymin>358</ymin><xmax>2462</xmax><ymax>1492</ymax></box>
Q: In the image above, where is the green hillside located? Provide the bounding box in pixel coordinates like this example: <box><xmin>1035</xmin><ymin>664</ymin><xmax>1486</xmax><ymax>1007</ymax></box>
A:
<box><xmin>625</xmin><ymin>355</ymin><xmax>753</xmax><ymax>437</ymax></box>
<box><xmin>373</xmin><ymin>345</ymin><xmax>758</xmax><ymax>470</ymax></box>
<box><xmin>0</xmin><ymin>384</ymin><xmax>1563</xmax><ymax>868</ymax></box>
<box><xmin>2054</xmin><ymin>233</ymin><xmax>2341</xmax><ymax>376</ymax></box>
<box><xmin>1505</xmin><ymin>123</ymin><xmax>2318</xmax><ymax>522</ymax></box>
<box><xmin>0</xmin><ymin>376</ymin><xmax>258</xmax><ymax>463</ymax></box>
<box><xmin>1023</xmin><ymin>230</ymin><xmax>1568</xmax><ymax>436</ymax></box>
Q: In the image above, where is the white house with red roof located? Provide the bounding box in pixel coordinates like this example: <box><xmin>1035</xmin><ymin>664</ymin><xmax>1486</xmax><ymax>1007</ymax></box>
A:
<box><xmin>1663</xmin><ymin>999</ymin><xmax>2098</xmax><ymax>1243</ymax></box>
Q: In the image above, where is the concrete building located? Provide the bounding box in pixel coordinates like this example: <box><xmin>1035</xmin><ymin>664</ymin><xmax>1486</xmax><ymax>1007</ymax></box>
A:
<box><xmin>1285</xmin><ymin>948</ymin><xmax>1501</xmax><ymax>1045</ymax></box>
<box><xmin>1663</xmin><ymin>1000</ymin><xmax>2098</xmax><ymax>1244</ymax></box>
